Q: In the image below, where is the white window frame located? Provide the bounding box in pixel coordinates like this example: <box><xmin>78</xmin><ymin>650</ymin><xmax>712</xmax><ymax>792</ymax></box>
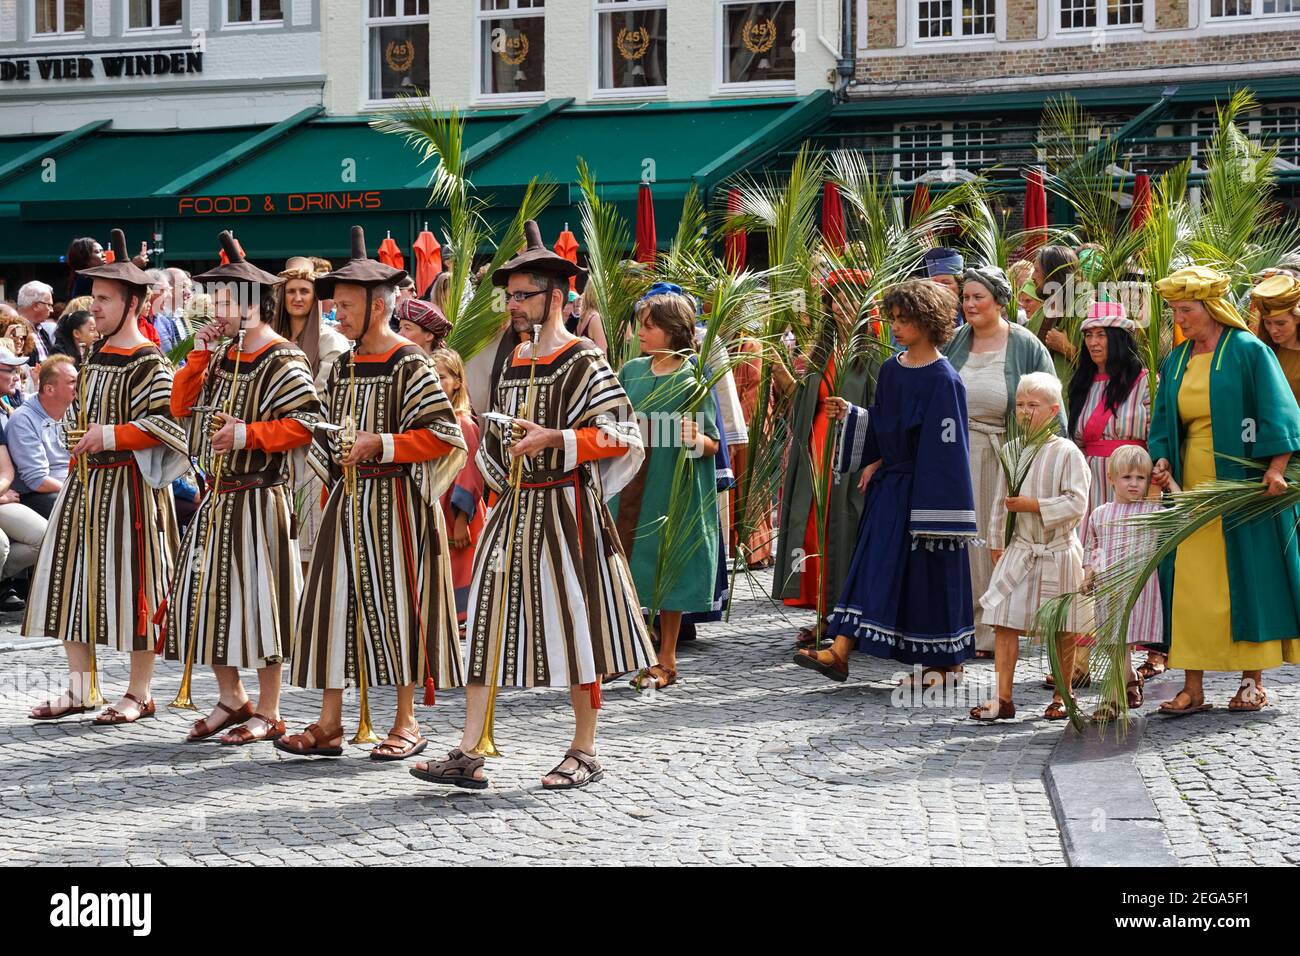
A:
<box><xmin>473</xmin><ymin>0</ymin><xmax>547</xmax><ymax>107</ymax></box>
<box><xmin>715</xmin><ymin>0</ymin><xmax>798</xmax><ymax>96</ymax></box>
<box><xmin>362</xmin><ymin>0</ymin><xmax>432</xmax><ymax>110</ymax></box>
<box><xmin>591</xmin><ymin>0</ymin><xmax>669</xmax><ymax>101</ymax></box>
<box><xmin>1191</xmin><ymin>103</ymin><xmax>1300</xmax><ymax>169</ymax></box>
<box><xmin>221</xmin><ymin>0</ymin><xmax>286</xmax><ymax>30</ymax></box>
<box><xmin>892</xmin><ymin>120</ymin><xmax>996</xmax><ymax>184</ymax></box>
<box><xmin>1056</xmin><ymin>0</ymin><xmax>1145</xmax><ymax>32</ymax></box>
<box><xmin>30</xmin><ymin>0</ymin><xmax>86</xmax><ymax>39</ymax></box>
<box><xmin>912</xmin><ymin>0</ymin><xmax>999</xmax><ymax>43</ymax></box>
<box><xmin>124</xmin><ymin>0</ymin><xmax>185</xmax><ymax>34</ymax></box>
<box><xmin>1204</xmin><ymin>0</ymin><xmax>1300</xmax><ymax>19</ymax></box>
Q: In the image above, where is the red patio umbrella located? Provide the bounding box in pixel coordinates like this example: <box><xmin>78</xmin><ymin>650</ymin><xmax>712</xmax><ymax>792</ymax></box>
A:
<box><xmin>554</xmin><ymin>223</ymin><xmax>580</xmax><ymax>292</ymax></box>
<box><xmin>1130</xmin><ymin>170</ymin><xmax>1152</xmax><ymax>232</ymax></box>
<box><xmin>724</xmin><ymin>187</ymin><xmax>747</xmax><ymax>273</ymax></box>
<box><xmin>910</xmin><ymin>182</ymin><xmax>931</xmax><ymax>223</ymax></box>
<box><xmin>821</xmin><ymin>180</ymin><xmax>845</xmax><ymax>253</ymax></box>
<box><xmin>1023</xmin><ymin>167</ymin><xmax>1048</xmax><ymax>255</ymax></box>
<box><xmin>377</xmin><ymin>232</ymin><xmax>405</xmax><ymax>271</ymax></box>
<box><xmin>412</xmin><ymin>224</ymin><xmax>442</xmax><ymax>297</ymax></box>
<box><xmin>635</xmin><ymin>183</ymin><xmax>657</xmax><ymax>266</ymax></box>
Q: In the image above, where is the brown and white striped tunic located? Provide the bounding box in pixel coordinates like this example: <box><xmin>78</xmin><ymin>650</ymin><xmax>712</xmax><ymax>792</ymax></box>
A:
<box><xmin>465</xmin><ymin>338</ymin><xmax>656</xmax><ymax>688</ymax></box>
<box><xmin>290</xmin><ymin>343</ymin><xmax>467</xmax><ymax>690</ymax></box>
<box><xmin>980</xmin><ymin>435</ymin><xmax>1091</xmax><ymax>634</ymax></box>
<box><xmin>164</xmin><ymin>338</ymin><xmax>320</xmax><ymax>669</ymax></box>
<box><xmin>23</xmin><ymin>344</ymin><xmax>187</xmax><ymax>652</ymax></box>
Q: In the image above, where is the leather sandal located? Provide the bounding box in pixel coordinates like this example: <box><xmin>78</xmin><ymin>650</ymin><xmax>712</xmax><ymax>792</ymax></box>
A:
<box><xmin>93</xmin><ymin>692</ymin><xmax>157</xmax><ymax>725</ymax></box>
<box><xmin>630</xmin><ymin>664</ymin><xmax>677</xmax><ymax>691</ymax></box>
<box><xmin>1136</xmin><ymin>655</ymin><xmax>1167</xmax><ymax>681</ymax></box>
<box><xmin>370</xmin><ymin>727</ymin><xmax>427</xmax><ymax>761</ymax></box>
<box><xmin>186</xmin><ymin>700</ymin><xmax>255</xmax><ymax>742</ymax></box>
<box><xmin>220</xmin><ymin>714</ymin><xmax>287</xmax><ymax>746</ymax></box>
<box><xmin>273</xmin><ymin>722</ymin><xmax>344</xmax><ymax>757</ymax></box>
<box><xmin>30</xmin><ymin>697</ymin><xmax>91</xmax><ymax>721</ymax></box>
<box><xmin>969</xmin><ymin>698</ymin><xmax>1016</xmax><ymax>721</ymax></box>
<box><xmin>541</xmin><ymin>748</ymin><xmax>604</xmax><ymax>791</ymax></box>
<box><xmin>792</xmin><ymin>646</ymin><xmax>848</xmax><ymax>682</ymax></box>
<box><xmin>1043</xmin><ymin>700</ymin><xmax>1069</xmax><ymax>721</ymax></box>
<box><xmin>410</xmin><ymin>747</ymin><xmax>488</xmax><ymax>789</ymax></box>
<box><xmin>1158</xmin><ymin>689</ymin><xmax>1212</xmax><ymax>718</ymax></box>
<box><xmin>1228</xmin><ymin>681</ymin><xmax>1267</xmax><ymax>714</ymax></box>
<box><xmin>1126</xmin><ymin>679</ymin><xmax>1144</xmax><ymax>709</ymax></box>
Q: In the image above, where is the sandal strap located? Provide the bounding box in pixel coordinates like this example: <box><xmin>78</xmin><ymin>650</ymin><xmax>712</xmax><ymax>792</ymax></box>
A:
<box><xmin>385</xmin><ymin>728</ymin><xmax>419</xmax><ymax>747</ymax></box>
<box><xmin>562</xmin><ymin>748</ymin><xmax>600</xmax><ymax>774</ymax></box>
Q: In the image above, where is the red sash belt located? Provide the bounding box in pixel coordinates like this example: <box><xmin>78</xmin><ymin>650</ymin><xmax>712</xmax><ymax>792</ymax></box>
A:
<box><xmin>1083</xmin><ymin>438</ymin><xmax>1146</xmax><ymax>458</ymax></box>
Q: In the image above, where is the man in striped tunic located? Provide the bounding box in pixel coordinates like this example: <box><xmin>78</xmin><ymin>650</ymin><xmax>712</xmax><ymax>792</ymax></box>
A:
<box><xmin>26</xmin><ymin>228</ymin><xmax>188</xmax><ymax>725</ymax></box>
<box><xmin>278</xmin><ymin>226</ymin><xmax>467</xmax><ymax>761</ymax></box>
<box><xmin>166</xmin><ymin>232</ymin><xmax>321</xmax><ymax>745</ymax></box>
<box><xmin>411</xmin><ymin>220</ymin><xmax>656</xmax><ymax>791</ymax></box>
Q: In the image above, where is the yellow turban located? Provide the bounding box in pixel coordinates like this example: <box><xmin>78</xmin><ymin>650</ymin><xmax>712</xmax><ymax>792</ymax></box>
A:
<box><xmin>1251</xmin><ymin>272</ymin><xmax>1300</xmax><ymax>318</ymax></box>
<box><xmin>1154</xmin><ymin>265</ymin><xmax>1251</xmax><ymax>331</ymax></box>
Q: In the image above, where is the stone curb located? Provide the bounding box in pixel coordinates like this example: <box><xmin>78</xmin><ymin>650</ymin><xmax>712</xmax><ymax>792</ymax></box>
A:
<box><xmin>1044</xmin><ymin>707</ymin><xmax>1180</xmax><ymax>867</ymax></box>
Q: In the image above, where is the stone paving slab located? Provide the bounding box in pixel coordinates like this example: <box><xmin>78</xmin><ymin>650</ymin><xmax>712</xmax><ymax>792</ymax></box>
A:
<box><xmin>1134</xmin><ymin>666</ymin><xmax>1300</xmax><ymax>867</ymax></box>
<box><xmin>0</xmin><ymin>570</ymin><xmax>1069</xmax><ymax>866</ymax></box>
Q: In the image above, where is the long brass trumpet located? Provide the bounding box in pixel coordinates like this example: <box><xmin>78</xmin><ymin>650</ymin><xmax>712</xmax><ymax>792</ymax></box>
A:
<box><xmin>343</xmin><ymin>346</ymin><xmax>380</xmax><ymax>745</ymax></box>
<box><xmin>471</xmin><ymin>324</ymin><xmax>543</xmax><ymax>759</ymax></box>
<box><xmin>172</xmin><ymin>328</ymin><xmax>246</xmax><ymax>710</ymax></box>
<box><xmin>68</xmin><ymin>342</ymin><xmax>107</xmax><ymax>708</ymax></box>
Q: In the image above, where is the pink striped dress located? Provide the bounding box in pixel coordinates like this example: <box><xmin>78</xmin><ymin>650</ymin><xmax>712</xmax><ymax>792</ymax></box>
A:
<box><xmin>1072</xmin><ymin>371</ymin><xmax>1151</xmax><ymax>523</ymax></box>
<box><xmin>1082</xmin><ymin>500</ymin><xmax>1164</xmax><ymax>647</ymax></box>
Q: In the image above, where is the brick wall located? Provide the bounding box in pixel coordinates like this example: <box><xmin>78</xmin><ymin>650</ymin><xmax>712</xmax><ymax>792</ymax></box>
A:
<box><xmin>1155</xmin><ymin>0</ymin><xmax>1190</xmax><ymax>30</ymax></box>
<box><xmin>1005</xmin><ymin>0</ymin><xmax>1039</xmax><ymax>42</ymax></box>
<box><xmin>867</xmin><ymin>1</ymin><xmax>899</xmax><ymax>49</ymax></box>
<box><xmin>857</xmin><ymin>29</ymin><xmax>1300</xmax><ymax>86</ymax></box>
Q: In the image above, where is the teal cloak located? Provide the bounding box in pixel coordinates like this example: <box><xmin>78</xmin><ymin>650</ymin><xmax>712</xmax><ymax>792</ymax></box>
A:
<box><xmin>1148</xmin><ymin>328</ymin><xmax>1300</xmax><ymax>643</ymax></box>
<box><xmin>611</xmin><ymin>357</ymin><xmax>720</xmax><ymax>614</ymax></box>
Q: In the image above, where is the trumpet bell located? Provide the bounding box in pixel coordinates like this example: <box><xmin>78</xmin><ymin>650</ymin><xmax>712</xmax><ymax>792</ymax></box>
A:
<box><xmin>468</xmin><ymin>733</ymin><xmax>502</xmax><ymax>759</ymax></box>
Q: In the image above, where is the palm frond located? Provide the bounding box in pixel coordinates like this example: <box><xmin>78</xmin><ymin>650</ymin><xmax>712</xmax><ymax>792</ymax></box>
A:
<box><xmin>575</xmin><ymin>158</ymin><xmax>654</xmax><ymax>371</ymax></box>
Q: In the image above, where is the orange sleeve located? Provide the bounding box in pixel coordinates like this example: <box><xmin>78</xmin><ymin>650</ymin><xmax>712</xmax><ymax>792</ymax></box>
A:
<box><xmin>575</xmin><ymin>426</ymin><xmax>630</xmax><ymax>463</ymax></box>
<box><xmin>112</xmin><ymin>424</ymin><xmax>161</xmax><ymax>451</ymax></box>
<box><xmin>170</xmin><ymin>348</ymin><xmax>211</xmax><ymax>417</ymax></box>
<box><xmin>389</xmin><ymin>430</ymin><xmax>455</xmax><ymax>464</ymax></box>
<box><xmin>243</xmin><ymin>419</ymin><xmax>313</xmax><ymax>453</ymax></box>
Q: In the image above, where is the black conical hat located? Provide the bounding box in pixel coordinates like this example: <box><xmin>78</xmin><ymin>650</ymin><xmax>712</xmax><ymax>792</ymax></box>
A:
<box><xmin>492</xmin><ymin>220</ymin><xmax>585</xmax><ymax>287</ymax></box>
<box><xmin>314</xmin><ymin>226</ymin><xmax>408</xmax><ymax>298</ymax></box>
<box><xmin>193</xmin><ymin>231</ymin><xmax>281</xmax><ymax>287</ymax></box>
<box><xmin>78</xmin><ymin>228</ymin><xmax>153</xmax><ymax>289</ymax></box>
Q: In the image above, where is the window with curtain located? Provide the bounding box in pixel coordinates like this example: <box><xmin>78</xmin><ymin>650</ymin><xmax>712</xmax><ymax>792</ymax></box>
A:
<box><xmin>227</xmin><ymin>0</ymin><xmax>284</xmax><ymax>24</ymax></box>
<box><xmin>128</xmin><ymin>0</ymin><xmax>183</xmax><ymax>29</ymax></box>
<box><xmin>596</xmin><ymin>0</ymin><xmax>668</xmax><ymax>91</ymax></box>
<box><xmin>720</xmin><ymin>1</ymin><xmax>795</xmax><ymax>85</ymax></box>
<box><xmin>34</xmin><ymin>0</ymin><xmax>85</xmax><ymax>34</ymax></box>
<box><xmin>367</xmin><ymin>0</ymin><xmax>431</xmax><ymax>101</ymax></box>
<box><xmin>478</xmin><ymin>0</ymin><xmax>546</xmax><ymax>97</ymax></box>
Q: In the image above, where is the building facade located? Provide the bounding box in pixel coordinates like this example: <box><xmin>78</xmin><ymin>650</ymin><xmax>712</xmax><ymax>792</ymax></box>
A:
<box><xmin>0</xmin><ymin>0</ymin><xmax>324</xmax><ymax>131</ymax></box>
<box><xmin>325</xmin><ymin>0</ymin><xmax>843</xmax><ymax>113</ymax></box>
<box><xmin>0</xmin><ymin>0</ymin><xmax>1297</xmax><ymax>286</ymax></box>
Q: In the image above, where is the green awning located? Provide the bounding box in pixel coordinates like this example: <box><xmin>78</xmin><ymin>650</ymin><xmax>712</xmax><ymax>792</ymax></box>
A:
<box><xmin>0</xmin><ymin>128</ymin><xmax>257</xmax><ymax>203</ymax></box>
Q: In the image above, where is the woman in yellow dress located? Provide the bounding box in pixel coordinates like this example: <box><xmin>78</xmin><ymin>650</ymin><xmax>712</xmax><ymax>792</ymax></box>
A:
<box><xmin>1149</xmin><ymin>267</ymin><xmax>1300</xmax><ymax>715</ymax></box>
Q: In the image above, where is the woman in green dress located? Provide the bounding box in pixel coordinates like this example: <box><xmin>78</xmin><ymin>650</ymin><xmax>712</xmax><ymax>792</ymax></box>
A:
<box><xmin>612</xmin><ymin>285</ymin><xmax>720</xmax><ymax>691</ymax></box>
<box><xmin>1149</xmin><ymin>266</ymin><xmax>1300</xmax><ymax>715</ymax></box>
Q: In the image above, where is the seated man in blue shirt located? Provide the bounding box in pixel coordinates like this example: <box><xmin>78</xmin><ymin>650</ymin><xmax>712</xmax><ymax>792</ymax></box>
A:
<box><xmin>6</xmin><ymin>354</ymin><xmax>76</xmax><ymax>520</ymax></box>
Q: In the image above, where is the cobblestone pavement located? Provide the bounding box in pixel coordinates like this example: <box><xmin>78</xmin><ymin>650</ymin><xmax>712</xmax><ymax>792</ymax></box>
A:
<box><xmin>1135</xmin><ymin>666</ymin><xmax>1300</xmax><ymax>867</ymax></box>
<box><xmin>2</xmin><ymin>570</ymin><xmax>1075</xmax><ymax>866</ymax></box>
